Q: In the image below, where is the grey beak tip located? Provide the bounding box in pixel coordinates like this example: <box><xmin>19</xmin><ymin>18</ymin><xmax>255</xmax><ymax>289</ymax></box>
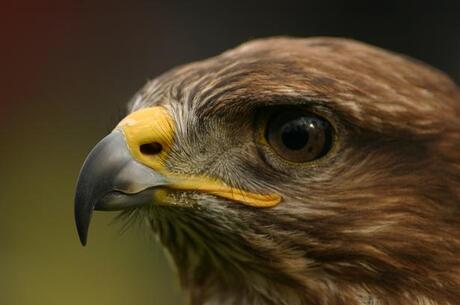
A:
<box><xmin>73</xmin><ymin>132</ymin><xmax>124</xmax><ymax>247</ymax></box>
<box><xmin>76</xmin><ymin>221</ymin><xmax>89</xmax><ymax>246</ymax></box>
<box><xmin>79</xmin><ymin>234</ymin><xmax>88</xmax><ymax>246</ymax></box>
<box><xmin>75</xmin><ymin>196</ymin><xmax>91</xmax><ymax>246</ymax></box>
<box><xmin>74</xmin><ymin>130</ymin><xmax>165</xmax><ymax>246</ymax></box>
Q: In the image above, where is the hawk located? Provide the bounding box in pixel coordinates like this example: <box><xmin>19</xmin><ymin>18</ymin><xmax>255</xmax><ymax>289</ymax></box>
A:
<box><xmin>74</xmin><ymin>37</ymin><xmax>460</xmax><ymax>305</ymax></box>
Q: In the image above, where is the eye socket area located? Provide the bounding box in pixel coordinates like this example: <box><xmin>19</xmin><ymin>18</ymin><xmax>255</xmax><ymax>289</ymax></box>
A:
<box><xmin>265</xmin><ymin>110</ymin><xmax>333</xmax><ymax>163</ymax></box>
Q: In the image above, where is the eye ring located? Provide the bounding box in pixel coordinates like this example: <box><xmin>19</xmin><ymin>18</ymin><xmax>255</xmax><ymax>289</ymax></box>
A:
<box><xmin>264</xmin><ymin>110</ymin><xmax>334</xmax><ymax>163</ymax></box>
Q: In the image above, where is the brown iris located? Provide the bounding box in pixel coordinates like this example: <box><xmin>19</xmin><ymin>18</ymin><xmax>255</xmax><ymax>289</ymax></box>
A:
<box><xmin>266</xmin><ymin>111</ymin><xmax>333</xmax><ymax>163</ymax></box>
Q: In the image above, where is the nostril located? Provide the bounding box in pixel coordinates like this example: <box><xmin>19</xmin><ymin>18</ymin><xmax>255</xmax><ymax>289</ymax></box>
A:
<box><xmin>140</xmin><ymin>142</ymin><xmax>163</xmax><ymax>155</ymax></box>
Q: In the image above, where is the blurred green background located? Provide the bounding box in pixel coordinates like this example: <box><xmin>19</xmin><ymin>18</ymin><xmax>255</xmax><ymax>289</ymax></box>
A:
<box><xmin>1</xmin><ymin>2</ymin><xmax>459</xmax><ymax>305</ymax></box>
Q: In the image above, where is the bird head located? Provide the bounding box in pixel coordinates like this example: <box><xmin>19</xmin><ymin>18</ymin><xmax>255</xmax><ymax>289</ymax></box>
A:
<box><xmin>75</xmin><ymin>37</ymin><xmax>460</xmax><ymax>305</ymax></box>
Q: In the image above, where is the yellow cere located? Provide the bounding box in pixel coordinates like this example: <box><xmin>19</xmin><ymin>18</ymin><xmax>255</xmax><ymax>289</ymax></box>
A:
<box><xmin>117</xmin><ymin>106</ymin><xmax>174</xmax><ymax>171</ymax></box>
<box><xmin>117</xmin><ymin>106</ymin><xmax>282</xmax><ymax>208</ymax></box>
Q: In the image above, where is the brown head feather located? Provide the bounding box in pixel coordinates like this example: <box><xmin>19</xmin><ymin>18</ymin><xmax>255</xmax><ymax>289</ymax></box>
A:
<box><xmin>127</xmin><ymin>37</ymin><xmax>460</xmax><ymax>305</ymax></box>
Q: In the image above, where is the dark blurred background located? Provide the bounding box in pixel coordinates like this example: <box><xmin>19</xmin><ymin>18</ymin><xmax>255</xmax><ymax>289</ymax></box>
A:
<box><xmin>1</xmin><ymin>1</ymin><xmax>459</xmax><ymax>305</ymax></box>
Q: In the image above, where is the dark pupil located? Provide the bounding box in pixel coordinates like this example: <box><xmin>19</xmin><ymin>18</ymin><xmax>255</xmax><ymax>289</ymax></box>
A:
<box><xmin>280</xmin><ymin>118</ymin><xmax>309</xmax><ymax>150</ymax></box>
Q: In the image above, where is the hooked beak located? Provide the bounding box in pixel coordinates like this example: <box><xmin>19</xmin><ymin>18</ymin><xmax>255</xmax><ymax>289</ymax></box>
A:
<box><xmin>74</xmin><ymin>106</ymin><xmax>281</xmax><ymax>246</ymax></box>
<box><xmin>74</xmin><ymin>130</ymin><xmax>167</xmax><ymax>245</ymax></box>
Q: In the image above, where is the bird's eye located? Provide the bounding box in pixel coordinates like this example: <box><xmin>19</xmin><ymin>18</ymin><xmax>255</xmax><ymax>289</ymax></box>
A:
<box><xmin>265</xmin><ymin>111</ymin><xmax>333</xmax><ymax>163</ymax></box>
